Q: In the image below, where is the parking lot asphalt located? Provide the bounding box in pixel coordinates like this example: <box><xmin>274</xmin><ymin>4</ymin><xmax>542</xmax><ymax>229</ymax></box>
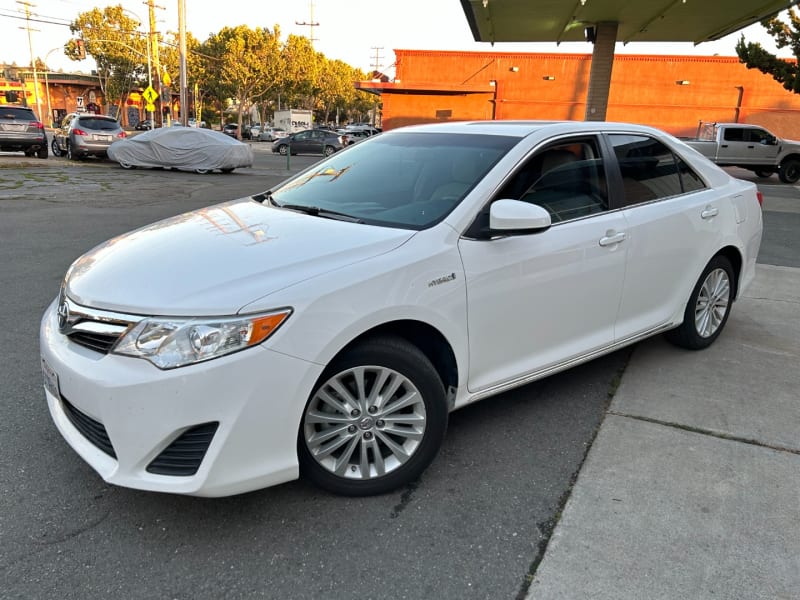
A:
<box><xmin>1</xmin><ymin>150</ymin><xmax>797</xmax><ymax>599</ymax></box>
<box><xmin>527</xmin><ymin>185</ymin><xmax>800</xmax><ymax>598</ymax></box>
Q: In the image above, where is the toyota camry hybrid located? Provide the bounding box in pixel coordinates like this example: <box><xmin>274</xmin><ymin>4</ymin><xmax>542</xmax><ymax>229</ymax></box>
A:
<box><xmin>40</xmin><ymin>120</ymin><xmax>763</xmax><ymax>497</ymax></box>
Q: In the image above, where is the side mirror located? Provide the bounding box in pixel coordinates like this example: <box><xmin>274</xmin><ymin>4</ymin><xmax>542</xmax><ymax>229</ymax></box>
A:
<box><xmin>489</xmin><ymin>199</ymin><xmax>552</xmax><ymax>234</ymax></box>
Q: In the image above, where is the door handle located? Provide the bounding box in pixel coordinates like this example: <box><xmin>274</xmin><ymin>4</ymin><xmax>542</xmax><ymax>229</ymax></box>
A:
<box><xmin>701</xmin><ymin>206</ymin><xmax>719</xmax><ymax>219</ymax></box>
<box><xmin>747</xmin><ymin>145</ymin><xmax>755</xmax><ymax>149</ymax></box>
<box><xmin>599</xmin><ymin>232</ymin><xmax>626</xmax><ymax>247</ymax></box>
<box><xmin>721</xmin><ymin>144</ymin><xmax>728</xmax><ymax>148</ymax></box>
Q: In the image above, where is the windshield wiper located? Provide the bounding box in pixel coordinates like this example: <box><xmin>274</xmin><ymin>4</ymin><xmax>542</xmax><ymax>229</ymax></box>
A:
<box><xmin>274</xmin><ymin>203</ymin><xmax>364</xmax><ymax>223</ymax></box>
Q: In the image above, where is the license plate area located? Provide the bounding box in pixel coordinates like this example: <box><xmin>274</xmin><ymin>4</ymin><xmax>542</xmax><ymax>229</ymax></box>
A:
<box><xmin>41</xmin><ymin>357</ymin><xmax>60</xmax><ymax>399</ymax></box>
<box><xmin>93</xmin><ymin>134</ymin><xmax>111</xmax><ymax>141</ymax></box>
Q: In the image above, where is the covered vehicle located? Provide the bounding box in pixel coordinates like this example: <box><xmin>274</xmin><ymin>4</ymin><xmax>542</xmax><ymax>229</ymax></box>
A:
<box><xmin>107</xmin><ymin>127</ymin><xmax>253</xmax><ymax>174</ymax></box>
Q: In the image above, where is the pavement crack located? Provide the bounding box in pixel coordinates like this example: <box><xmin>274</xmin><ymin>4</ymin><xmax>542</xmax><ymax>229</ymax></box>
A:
<box><xmin>608</xmin><ymin>411</ymin><xmax>800</xmax><ymax>455</ymax></box>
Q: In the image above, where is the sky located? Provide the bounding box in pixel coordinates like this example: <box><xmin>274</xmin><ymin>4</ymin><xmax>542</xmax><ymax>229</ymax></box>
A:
<box><xmin>2</xmin><ymin>0</ymin><xmax>794</xmax><ymax>77</ymax></box>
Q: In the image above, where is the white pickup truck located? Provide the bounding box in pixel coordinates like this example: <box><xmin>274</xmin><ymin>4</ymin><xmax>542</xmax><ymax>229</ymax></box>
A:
<box><xmin>683</xmin><ymin>122</ymin><xmax>800</xmax><ymax>183</ymax></box>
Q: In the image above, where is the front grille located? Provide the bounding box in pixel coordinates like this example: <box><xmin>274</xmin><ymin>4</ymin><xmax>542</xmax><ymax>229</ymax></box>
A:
<box><xmin>61</xmin><ymin>396</ymin><xmax>116</xmax><ymax>458</ymax></box>
<box><xmin>58</xmin><ymin>297</ymin><xmax>137</xmax><ymax>355</ymax></box>
<box><xmin>147</xmin><ymin>422</ymin><xmax>219</xmax><ymax>476</ymax></box>
<box><xmin>68</xmin><ymin>330</ymin><xmax>121</xmax><ymax>354</ymax></box>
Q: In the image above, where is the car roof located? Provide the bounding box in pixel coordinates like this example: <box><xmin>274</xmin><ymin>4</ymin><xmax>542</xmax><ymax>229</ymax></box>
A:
<box><xmin>388</xmin><ymin>120</ymin><xmax>672</xmax><ymax>139</ymax></box>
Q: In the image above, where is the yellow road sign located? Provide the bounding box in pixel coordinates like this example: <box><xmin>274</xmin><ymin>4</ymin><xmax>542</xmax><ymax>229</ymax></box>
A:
<box><xmin>162</xmin><ymin>71</ymin><xmax>171</xmax><ymax>86</ymax></box>
<box><xmin>145</xmin><ymin>103</ymin><xmax>156</xmax><ymax>112</ymax></box>
<box><xmin>142</xmin><ymin>86</ymin><xmax>158</xmax><ymax>104</ymax></box>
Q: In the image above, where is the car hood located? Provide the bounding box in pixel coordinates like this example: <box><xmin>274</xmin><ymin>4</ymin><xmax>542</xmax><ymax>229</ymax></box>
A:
<box><xmin>65</xmin><ymin>198</ymin><xmax>415</xmax><ymax>315</ymax></box>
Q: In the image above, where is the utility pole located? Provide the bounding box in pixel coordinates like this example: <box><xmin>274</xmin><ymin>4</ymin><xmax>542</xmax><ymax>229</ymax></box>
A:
<box><xmin>178</xmin><ymin>0</ymin><xmax>187</xmax><ymax>125</ymax></box>
<box><xmin>296</xmin><ymin>0</ymin><xmax>320</xmax><ymax>45</ymax></box>
<box><xmin>17</xmin><ymin>0</ymin><xmax>43</xmax><ymax>122</ymax></box>
<box><xmin>369</xmin><ymin>47</ymin><xmax>384</xmax><ymax>127</ymax></box>
<box><xmin>144</xmin><ymin>0</ymin><xmax>164</xmax><ymax>125</ymax></box>
<box><xmin>370</xmin><ymin>47</ymin><xmax>384</xmax><ymax>75</ymax></box>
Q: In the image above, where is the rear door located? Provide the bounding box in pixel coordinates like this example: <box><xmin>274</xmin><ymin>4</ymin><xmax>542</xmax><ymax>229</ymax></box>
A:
<box><xmin>606</xmin><ymin>133</ymin><xmax>724</xmax><ymax>341</ymax></box>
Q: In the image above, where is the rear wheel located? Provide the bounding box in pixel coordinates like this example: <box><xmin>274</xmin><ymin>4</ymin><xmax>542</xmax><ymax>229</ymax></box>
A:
<box><xmin>194</xmin><ymin>168</ymin><xmax>210</xmax><ymax>174</ymax></box>
<box><xmin>298</xmin><ymin>336</ymin><xmax>448</xmax><ymax>496</ymax></box>
<box><xmin>119</xmin><ymin>161</ymin><xmax>134</xmax><ymax>169</ymax></box>
<box><xmin>665</xmin><ymin>255</ymin><xmax>734</xmax><ymax>350</ymax></box>
<box><xmin>66</xmin><ymin>142</ymin><xmax>76</xmax><ymax>161</ymax></box>
<box><xmin>779</xmin><ymin>158</ymin><xmax>800</xmax><ymax>184</ymax></box>
<box><xmin>51</xmin><ymin>139</ymin><xmax>62</xmax><ymax>157</ymax></box>
<box><xmin>37</xmin><ymin>145</ymin><xmax>48</xmax><ymax>159</ymax></box>
<box><xmin>323</xmin><ymin>145</ymin><xmax>336</xmax><ymax>156</ymax></box>
<box><xmin>278</xmin><ymin>145</ymin><xmax>288</xmax><ymax>156</ymax></box>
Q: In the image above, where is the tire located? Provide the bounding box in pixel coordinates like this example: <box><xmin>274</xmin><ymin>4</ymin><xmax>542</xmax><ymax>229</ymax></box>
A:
<box><xmin>51</xmin><ymin>139</ymin><xmax>62</xmax><ymax>157</ymax></box>
<box><xmin>665</xmin><ymin>255</ymin><xmax>734</xmax><ymax>350</ymax></box>
<box><xmin>754</xmin><ymin>169</ymin><xmax>773</xmax><ymax>178</ymax></box>
<box><xmin>278</xmin><ymin>145</ymin><xmax>288</xmax><ymax>156</ymax></box>
<box><xmin>298</xmin><ymin>336</ymin><xmax>448</xmax><ymax>496</ymax></box>
<box><xmin>194</xmin><ymin>168</ymin><xmax>210</xmax><ymax>174</ymax></box>
<box><xmin>779</xmin><ymin>158</ymin><xmax>800</xmax><ymax>184</ymax></box>
<box><xmin>66</xmin><ymin>142</ymin><xmax>75</xmax><ymax>161</ymax></box>
<box><xmin>119</xmin><ymin>161</ymin><xmax>134</xmax><ymax>170</ymax></box>
<box><xmin>323</xmin><ymin>145</ymin><xmax>336</xmax><ymax>156</ymax></box>
<box><xmin>37</xmin><ymin>145</ymin><xmax>48</xmax><ymax>159</ymax></box>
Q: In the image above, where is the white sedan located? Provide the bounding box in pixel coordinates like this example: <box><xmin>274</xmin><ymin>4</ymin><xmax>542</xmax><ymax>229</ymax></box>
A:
<box><xmin>40</xmin><ymin>121</ymin><xmax>762</xmax><ymax>497</ymax></box>
<box><xmin>107</xmin><ymin>127</ymin><xmax>253</xmax><ymax>174</ymax></box>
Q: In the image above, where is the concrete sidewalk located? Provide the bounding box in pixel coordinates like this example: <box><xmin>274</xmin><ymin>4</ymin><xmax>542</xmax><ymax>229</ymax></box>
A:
<box><xmin>527</xmin><ymin>264</ymin><xmax>800</xmax><ymax>600</ymax></box>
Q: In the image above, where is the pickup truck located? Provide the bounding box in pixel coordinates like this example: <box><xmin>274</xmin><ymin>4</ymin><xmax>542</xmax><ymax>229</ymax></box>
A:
<box><xmin>683</xmin><ymin>122</ymin><xmax>800</xmax><ymax>183</ymax></box>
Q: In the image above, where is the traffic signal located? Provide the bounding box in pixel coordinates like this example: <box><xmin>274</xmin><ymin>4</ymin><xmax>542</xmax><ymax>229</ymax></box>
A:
<box><xmin>75</xmin><ymin>39</ymin><xmax>86</xmax><ymax>60</ymax></box>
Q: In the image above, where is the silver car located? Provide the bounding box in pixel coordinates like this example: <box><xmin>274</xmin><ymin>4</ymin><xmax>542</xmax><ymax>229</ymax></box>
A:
<box><xmin>51</xmin><ymin>113</ymin><xmax>127</xmax><ymax>160</ymax></box>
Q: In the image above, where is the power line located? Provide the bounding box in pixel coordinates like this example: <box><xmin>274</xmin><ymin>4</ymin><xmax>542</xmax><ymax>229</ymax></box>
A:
<box><xmin>296</xmin><ymin>0</ymin><xmax>320</xmax><ymax>44</ymax></box>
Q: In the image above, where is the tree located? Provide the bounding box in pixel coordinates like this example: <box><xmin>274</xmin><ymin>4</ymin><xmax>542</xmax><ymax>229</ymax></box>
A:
<box><xmin>736</xmin><ymin>8</ymin><xmax>800</xmax><ymax>94</ymax></box>
<box><xmin>67</xmin><ymin>5</ymin><xmax>149</xmax><ymax>110</ymax></box>
<box><xmin>201</xmin><ymin>25</ymin><xmax>284</xmax><ymax>137</ymax></box>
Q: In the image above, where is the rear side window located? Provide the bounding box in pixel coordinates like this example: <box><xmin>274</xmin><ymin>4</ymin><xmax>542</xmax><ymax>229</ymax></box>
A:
<box><xmin>723</xmin><ymin>128</ymin><xmax>746</xmax><ymax>142</ymax></box>
<box><xmin>609</xmin><ymin>134</ymin><xmax>705</xmax><ymax>206</ymax></box>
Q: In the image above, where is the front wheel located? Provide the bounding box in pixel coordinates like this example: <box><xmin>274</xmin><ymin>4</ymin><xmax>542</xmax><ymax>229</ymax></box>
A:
<box><xmin>194</xmin><ymin>168</ymin><xmax>210</xmax><ymax>174</ymax></box>
<box><xmin>278</xmin><ymin>145</ymin><xmax>288</xmax><ymax>156</ymax></box>
<box><xmin>665</xmin><ymin>255</ymin><xmax>734</xmax><ymax>350</ymax></box>
<box><xmin>779</xmin><ymin>158</ymin><xmax>800</xmax><ymax>184</ymax></box>
<box><xmin>298</xmin><ymin>336</ymin><xmax>448</xmax><ymax>496</ymax></box>
<box><xmin>51</xmin><ymin>139</ymin><xmax>62</xmax><ymax>157</ymax></box>
<box><xmin>118</xmin><ymin>161</ymin><xmax>134</xmax><ymax>169</ymax></box>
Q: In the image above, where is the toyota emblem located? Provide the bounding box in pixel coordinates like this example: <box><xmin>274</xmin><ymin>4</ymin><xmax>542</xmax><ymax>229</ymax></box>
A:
<box><xmin>57</xmin><ymin>300</ymin><xmax>70</xmax><ymax>331</ymax></box>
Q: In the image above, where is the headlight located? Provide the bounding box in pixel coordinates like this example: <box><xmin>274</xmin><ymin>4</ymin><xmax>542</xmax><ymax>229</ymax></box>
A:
<box><xmin>113</xmin><ymin>309</ymin><xmax>292</xmax><ymax>369</ymax></box>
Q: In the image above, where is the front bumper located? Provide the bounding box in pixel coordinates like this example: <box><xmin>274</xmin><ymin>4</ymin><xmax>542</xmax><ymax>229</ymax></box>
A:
<box><xmin>40</xmin><ymin>300</ymin><xmax>324</xmax><ymax>497</ymax></box>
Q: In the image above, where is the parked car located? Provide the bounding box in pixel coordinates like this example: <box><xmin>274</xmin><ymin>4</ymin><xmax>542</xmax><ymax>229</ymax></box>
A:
<box><xmin>271</xmin><ymin>128</ymin><xmax>345</xmax><ymax>156</ymax></box>
<box><xmin>245</xmin><ymin>123</ymin><xmax>261</xmax><ymax>139</ymax></box>
<box><xmin>340</xmin><ymin>129</ymin><xmax>371</xmax><ymax>145</ymax></box>
<box><xmin>258</xmin><ymin>127</ymin><xmax>288</xmax><ymax>142</ymax></box>
<box><xmin>682</xmin><ymin>121</ymin><xmax>800</xmax><ymax>183</ymax></box>
<box><xmin>0</xmin><ymin>105</ymin><xmax>48</xmax><ymax>158</ymax></box>
<box><xmin>40</xmin><ymin>120</ymin><xmax>762</xmax><ymax>499</ymax></box>
<box><xmin>222</xmin><ymin>123</ymin><xmax>239</xmax><ymax>138</ymax></box>
<box><xmin>134</xmin><ymin>119</ymin><xmax>153</xmax><ymax>131</ymax></box>
<box><xmin>51</xmin><ymin>113</ymin><xmax>126</xmax><ymax>160</ymax></box>
<box><xmin>107</xmin><ymin>127</ymin><xmax>253</xmax><ymax>174</ymax></box>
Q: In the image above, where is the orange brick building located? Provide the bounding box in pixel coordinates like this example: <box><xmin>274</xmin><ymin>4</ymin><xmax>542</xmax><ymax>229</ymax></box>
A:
<box><xmin>359</xmin><ymin>50</ymin><xmax>800</xmax><ymax>139</ymax></box>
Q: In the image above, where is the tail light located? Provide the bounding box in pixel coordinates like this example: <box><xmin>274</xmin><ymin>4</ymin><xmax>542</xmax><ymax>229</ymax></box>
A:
<box><xmin>756</xmin><ymin>191</ymin><xmax>764</xmax><ymax>207</ymax></box>
<box><xmin>31</xmin><ymin>121</ymin><xmax>44</xmax><ymax>129</ymax></box>
<box><xmin>72</xmin><ymin>128</ymin><xmax>88</xmax><ymax>136</ymax></box>
<box><xmin>117</xmin><ymin>131</ymin><xmax>127</xmax><ymax>138</ymax></box>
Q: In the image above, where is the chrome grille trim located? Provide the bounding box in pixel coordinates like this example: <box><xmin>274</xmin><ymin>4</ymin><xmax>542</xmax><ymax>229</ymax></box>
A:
<box><xmin>59</xmin><ymin>297</ymin><xmax>143</xmax><ymax>355</ymax></box>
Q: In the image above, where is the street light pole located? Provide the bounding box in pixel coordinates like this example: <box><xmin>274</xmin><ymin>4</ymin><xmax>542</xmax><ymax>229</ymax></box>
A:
<box><xmin>178</xmin><ymin>0</ymin><xmax>188</xmax><ymax>126</ymax></box>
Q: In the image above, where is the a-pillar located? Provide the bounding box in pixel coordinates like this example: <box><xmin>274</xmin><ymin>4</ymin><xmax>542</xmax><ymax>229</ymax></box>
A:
<box><xmin>585</xmin><ymin>21</ymin><xmax>619</xmax><ymax>121</ymax></box>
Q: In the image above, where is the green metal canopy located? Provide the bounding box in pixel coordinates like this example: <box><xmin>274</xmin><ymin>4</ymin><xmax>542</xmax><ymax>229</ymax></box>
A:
<box><xmin>460</xmin><ymin>0</ymin><xmax>799</xmax><ymax>45</ymax></box>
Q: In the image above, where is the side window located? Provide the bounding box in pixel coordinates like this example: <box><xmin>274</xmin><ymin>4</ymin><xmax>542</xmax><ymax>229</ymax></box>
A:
<box><xmin>497</xmin><ymin>137</ymin><xmax>608</xmax><ymax>223</ymax></box>
<box><xmin>677</xmin><ymin>157</ymin><xmax>706</xmax><ymax>193</ymax></box>
<box><xmin>723</xmin><ymin>128</ymin><xmax>745</xmax><ymax>142</ymax></box>
<box><xmin>608</xmin><ymin>134</ymin><xmax>684</xmax><ymax>206</ymax></box>
<box><xmin>747</xmin><ymin>129</ymin><xmax>770</xmax><ymax>144</ymax></box>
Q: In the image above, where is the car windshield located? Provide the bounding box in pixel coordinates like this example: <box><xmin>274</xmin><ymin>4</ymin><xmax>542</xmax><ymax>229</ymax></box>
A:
<box><xmin>77</xmin><ymin>117</ymin><xmax>119</xmax><ymax>131</ymax></box>
<box><xmin>268</xmin><ymin>131</ymin><xmax>517</xmax><ymax>230</ymax></box>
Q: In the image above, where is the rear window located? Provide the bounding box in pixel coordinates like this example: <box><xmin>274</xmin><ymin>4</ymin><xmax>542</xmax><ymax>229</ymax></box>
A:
<box><xmin>0</xmin><ymin>107</ymin><xmax>37</xmax><ymax>121</ymax></box>
<box><xmin>76</xmin><ymin>117</ymin><xmax>119</xmax><ymax>131</ymax></box>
